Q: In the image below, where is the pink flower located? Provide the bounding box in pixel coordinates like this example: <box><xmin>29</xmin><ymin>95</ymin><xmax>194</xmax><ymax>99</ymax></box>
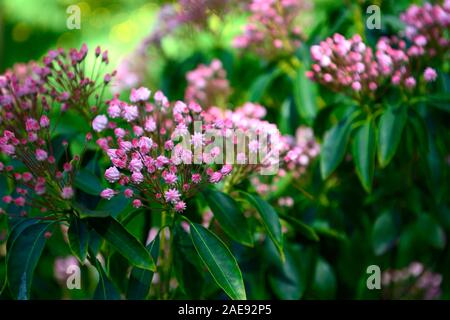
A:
<box><xmin>35</xmin><ymin>149</ymin><xmax>48</xmax><ymax>161</ymax></box>
<box><xmin>191</xmin><ymin>132</ymin><xmax>204</xmax><ymax>148</ymax></box>
<box><xmin>131</xmin><ymin>171</ymin><xmax>144</xmax><ymax>184</ymax></box>
<box><xmin>2</xmin><ymin>195</ymin><xmax>12</xmax><ymax>204</ymax></box>
<box><xmin>163</xmin><ymin>172</ymin><xmax>178</xmax><ymax>185</ymax></box>
<box><xmin>105</xmin><ymin>166</ymin><xmax>120</xmax><ymax>182</ymax></box>
<box><xmin>130</xmin><ymin>87</ymin><xmax>151</xmax><ymax>102</ymax></box>
<box><xmin>61</xmin><ymin>186</ymin><xmax>74</xmax><ymax>199</ymax></box>
<box><xmin>405</xmin><ymin>76</ymin><xmax>417</xmax><ymax>88</ymax></box>
<box><xmin>25</xmin><ymin>118</ymin><xmax>40</xmax><ymax>131</ymax></box>
<box><xmin>92</xmin><ymin>115</ymin><xmax>108</xmax><ymax>132</ymax></box>
<box><xmin>209</xmin><ymin>172</ymin><xmax>223</xmax><ymax>183</ymax></box>
<box><xmin>100</xmin><ymin>188</ymin><xmax>116</xmax><ymax>200</ymax></box>
<box><xmin>108</xmin><ymin>102</ymin><xmax>122</xmax><ymax>118</ymax></box>
<box><xmin>220</xmin><ymin>164</ymin><xmax>233</xmax><ymax>176</ymax></box>
<box><xmin>129</xmin><ymin>158</ymin><xmax>143</xmax><ymax>172</ymax></box>
<box><xmin>165</xmin><ymin>188</ymin><xmax>181</xmax><ymax>203</ymax></box>
<box><xmin>122</xmin><ymin>105</ymin><xmax>139</xmax><ymax>122</ymax></box>
<box><xmin>39</xmin><ymin>115</ymin><xmax>50</xmax><ymax>127</ymax></box>
<box><xmin>14</xmin><ymin>197</ymin><xmax>26</xmax><ymax>206</ymax></box>
<box><xmin>192</xmin><ymin>173</ymin><xmax>202</xmax><ymax>184</ymax></box>
<box><xmin>132</xmin><ymin>199</ymin><xmax>143</xmax><ymax>208</ymax></box>
<box><xmin>144</xmin><ymin>117</ymin><xmax>156</xmax><ymax>132</ymax></box>
<box><xmin>352</xmin><ymin>82</ymin><xmax>362</xmax><ymax>91</ymax></box>
<box><xmin>424</xmin><ymin>67</ymin><xmax>437</xmax><ymax>82</ymax></box>
<box><xmin>175</xmin><ymin>201</ymin><xmax>186</xmax><ymax>212</ymax></box>
<box><xmin>124</xmin><ymin>188</ymin><xmax>134</xmax><ymax>198</ymax></box>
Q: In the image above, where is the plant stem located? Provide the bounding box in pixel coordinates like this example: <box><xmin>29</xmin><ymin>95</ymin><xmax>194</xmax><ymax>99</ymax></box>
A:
<box><xmin>159</xmin><ymin>210</ymin><xmax>174</xmax><ymax>299</ymax></box>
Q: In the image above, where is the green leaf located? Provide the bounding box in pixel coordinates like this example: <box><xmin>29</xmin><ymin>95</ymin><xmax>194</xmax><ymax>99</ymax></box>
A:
<box><xmin>311</xmin><ymin>258</ymin><xmax>336</xmax><ymax>299</ymax></box>
<box><xmin>248</xmin><ymin>69</ymin><xmax>281</xmax><ymax>102</ymax></box>
<box><xmin>279</xmin><ymin>214</ymin><xmax>319</xmax><ymax>242</ymax></box>
<box><xmin>7</xmin><ymin>222</ymin><xmax>52</xmax><ymax>299</ymax></box>
<box><xmin>424</xmin><ymin>93</ymin><xmax>450</xmax><ymax>112</ymax></box>
<box><xmin>202</xmin><ymin>188</ymin><xmax>253</xmax><ymax>247</ymax></box>
<box><xmin>352</xmin><ymin>119</ymin><xmax>376</xmax><ymax>192</ymax></box>
<box><xmin>6</xmin><ymin>219</ymin><xmax>39</xmax><ymax>252</ymax></box>
<box><xmin>173</xmin><ymin>224</ymin><xmax>205</xmax><ymax>298</ymax></box>
<box><xmin>74</xmin><ymin>168</ymin><xmax>103</xmax><ymax>196</ymax></box>
<box><xmin>189</xmin><ymin>222</ymin><xmax>246</xmax><ymax>300</ymax></box>
<box><xmin>377</xmin><ymin>105</ymin><xmax>407</xmax><ymax>167</ymax></box>
<box><xmin>417</xmin><ymin>215</ymin><xmax>446</xmax><ymax>250</ymax></box>
<box><xmin>239</xmin><ymin>192</ymin><xmax>284</xmax><ymax>260</ymax></box>
<box><xmin>93</xmin><ymin>259</ymin><xmax>121</xmax><ymax>300</ymax></box>
<box><xmin>75</xmin><ymin>202</ymin><xmax>110</xmax><ymax>218</ymax></box>
<box><xmin>85</xmin><ymin>217</ymin><xmax>155</xmax><ymax>271</ymax></box>
<box><xmin>372</xmin><ymin>211</ymin><xmax>397</xmax><ymax>256</ymax></box>
<box><xmin>320</xmin><ymin>111</ymin><xmax>354</xmax><ymax>179</ymax></box>
<box><xmin>68</xmin><ymin>217</ymin><xmax>90</xmax><ymax>262</ymax></box>
<box><xmin>126</xmin><ymin>236</ymin><xmax>160</xmax><ymax>300</ymax></box>
<box><xmin>293</xmin><ymin>64</ymin><xmax>317</xmax><ymax>124</ymax></box>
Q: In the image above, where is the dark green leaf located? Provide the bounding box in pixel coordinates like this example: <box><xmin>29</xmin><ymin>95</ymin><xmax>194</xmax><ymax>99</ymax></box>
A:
<box><xmin>293</xmin><ymin>64</ymin><xmax>317</xmax><ymax>124</ymax></box>
<box><xmin>126</xmin><ymin>235</ymin><xmax>160</xmax><ymax>300</ymax></box>
<box><xmin>352</xmin><ymin>119</ymin><xmax>376</xmax><ymax>192</ymax></box>
<box><xmin>377</xmin><ymin>105</ymin><xmax>407</xmax><ymax>167</ymax></box>
<box><xmin>93</xmin><ymin>259</ymin><xmax>121</xmax><ymax>300</ymax></box>
<box><xmin>239</xmin><ymin>192</ymin><xmax>284</xmax><ymax>260</ymax></box>
<box><xmin>189</xmin><ymin>222</ymin><xmax>246</xmax><ymax>300</ymax></box>
<box><xmin>86</xmin><ymin>217</ymin><xmax>155</xmax><ymax>271</ymax></box>
<box><xmin>279</xmin><ymin>214</ymin><xmax>319</xmax><ymax>242</ymax></box>
<box><xmin>74</xmin><ymin>168</ymin><xmax>103</xmax><ymax>196</ymax></box>
<box><xmin>372</xmin><ymin>211</ymin><xmax>397</xmax><ymax>255</ymax></box>
<box><xmin>7</xmin><ymin>222</ymin><xmax>52</xmax><ymax>299</ymax></box>
<box><xmin>68</xmin><ymin>217</ymin><xmax>90</xmax><ymax>262</ymax></box>
<box><xmin>320</xmin><ymin>111</ymin><xmax>354</xmax><ymax>179</ymax></box>
<box><xmin>311</xmin><ymin>258</ymin><xmax>336</xmax><ymax>299</ymax></box>
<box><xmin>202</xmin><ymin>188</ymin><xmax>253</xmax><ymax>247</ymax></box>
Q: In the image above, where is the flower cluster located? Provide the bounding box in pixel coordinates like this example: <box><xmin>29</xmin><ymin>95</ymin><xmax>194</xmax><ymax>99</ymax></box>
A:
<box><xmin>39</xmin><ymin>44</ymin><xmax>114</xmax><ymax>121</ymax></box>
<box><xmin>94</xmin><ymin>88</ymin><xmax>235</xmax><ymax>212</ymax></box>
<box><xmin>233</xmin><ymin>0</ymin><xmax>307</xmax><ymax>59</ymax></box>
<box><xmin>203</xmin><ymin>102</ymin><xmax>286</xmax><ymax>191</ymax></box>
<box><xmin>184</xmin><ymin>59</ymin><xmax>231</xmax><ymax>107</ymax></box>
<box><xmin>0</xmin><ymin>63</ymin><xmax>84</xmax><ymax>217</ymax></box>
<box><xmin>306</xmin><ymin>32</ymin><xmax>442</xmax><ymax>100</ymax></box>
<box><xmin>251</xmin><ymin>126</ymin><xmax>319</xmax><ymax>196</ymax></box>
<box><xmin>400</xmin><ymin>1</ymin><xmax>450</xmax><ymax>59</ymax></box>
<box><xmin>382</xmin><ymin>262</ymin><xmax>442</xmax><ymax>300</ymax></box>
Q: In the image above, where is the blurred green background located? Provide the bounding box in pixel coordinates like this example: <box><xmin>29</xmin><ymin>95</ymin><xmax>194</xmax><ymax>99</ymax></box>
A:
<box><xmin>0</xmin><ymin>0</ymin><xmax>162</xmax><ymax>72</ymax></box>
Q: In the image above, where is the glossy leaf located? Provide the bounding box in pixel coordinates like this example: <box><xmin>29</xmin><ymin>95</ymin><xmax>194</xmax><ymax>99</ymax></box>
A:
<box><xmin>377</xmin><ymin>105</ymin><xmax>407</xmax><ymax>167</ymax></box>
<box><xmin>68</xmin><ymin>217</ymin><xmax>90</xmax><ymax>262</ymax></box>
<box><xmin>352</xmin><ymin>119</ymin><xmax>376</xmax><ymax>192</ymax></box>
<box><xmin>93</xmin><ymin>259</ymin><xmax>121</xmax><ymax>300</ymax></box>
<box><xmin>202</xmin><ymin>188</ymin><xmax>253</xmax><ymax>247</ymax></box>
<box><xmin>189</xmin><ymin>222</ymin><xmax>246</xmax><ymax>300</ymax></box>
<box><xmin>320</xmin><ymin>111</ymin><xmax>354</xmax><ymax>179</ymax></box>
<box><xmin>126</xmin><ymin>236</ymin><xmax>160</xmax><ymax>300</ymax></box>
<box><xmin>293</xmin><ymin>64</ymin><xmax>317</xmax><ymax>124</ymax></box>
<box><xmin>279</xmin><ymin>214</ymin><xmax>319</xmax><ymax>242</ymax></box>
<box><xmin>239</xmin><ymin>192</ymin><xmax>284</xmax><ymax>259</ymax></box>
<box><xmin>7</xmin><ymin>222</ymin><xmax>52</xmax><ymax>299</ymax></box>
<box><xmin>86</xmin><ymin>217</ymin><xmax>155</xmax><ymax>271</ymax></box>
<box><xmin>372</xmin><ymin>211</ymin><xmax>397</xmax><ymax>256</ymax></box>
<box><xmin>74</xmin><ymin>168</ymin><xmax>103</xmax><ymax>196</ymax></box>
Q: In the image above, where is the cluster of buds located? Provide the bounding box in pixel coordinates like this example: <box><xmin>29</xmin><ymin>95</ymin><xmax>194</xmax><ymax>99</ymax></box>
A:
<box><xmin>203</xmin><ymin>102</ymin><xmax>286</xmax><ymax>191</ymax></box>
<box><xmin>39</xmin><ymin>44</ymin><xmax>114</xmax><ymax>121</ymax></box>
<box><xmin>94</xmin><ymin>88</ymin><xmax>236</xmax><ymax>212</ymax></box>
<box><xmin>400</xmin><ymin>1</ymin><xmax>450</xmax><ymax>59</ymax></box>
<box><xmin>382</xmin><ymin>262</ymin><xmax>442</xmax><ymax>300</ymax></box>
<box><xmin>251</xmin><ymin>126</ymin><xmax>319</xmax><ymax>196</ymax></box>
<box><xmin>184</xmin><ymin>59</ymin><xmax>231</xmax><ymax>107</ymax></box>
<box><xmin>0</xmin><ymin>63</ymin><xmax>83</xmax><ymax>217</ymax></box>
<box><xmin>307</xmin><ymin>32</ymin><xmax>441</xmax><ymax>101</ymax></box>
<box><xmin>233</xmin><ymin>0</ymin><xmax>306</xmax><ymax>59</ymax></box>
